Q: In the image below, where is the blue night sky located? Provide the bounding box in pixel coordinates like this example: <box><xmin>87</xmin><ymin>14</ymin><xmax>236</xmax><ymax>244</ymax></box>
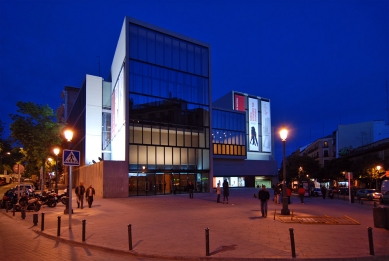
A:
<box><xmin>1</xmin><ymin>0</ymin><xmax>388</xmax><ymax>165</ymax></box>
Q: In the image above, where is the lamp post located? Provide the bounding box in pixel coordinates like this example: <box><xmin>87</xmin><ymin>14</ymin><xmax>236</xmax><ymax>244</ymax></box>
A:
<box><xmin>53</xmin><ymin>148</ymin><xmax>60</xmax><ymax>194</ymax></box>
<box><xmin>47</xmin><ymin>158</ymin><xmax>53</xmax><ymax>189</ymax></box>
<box><xmin>64</xmin><ymin>129</ymin><xmax>73</xmax><ymax>229</ymax></box>
<box><xmin>280</xmin><ymin>127</ymin><xmax>290</xmax><ymax>215</ymax></box>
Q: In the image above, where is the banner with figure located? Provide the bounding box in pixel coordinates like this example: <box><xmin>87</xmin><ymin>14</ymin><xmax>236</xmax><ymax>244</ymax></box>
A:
<box><xmin>248</xmin><ymin>98</ymin><xmax>259</xmax><ymax>151</ymax></box>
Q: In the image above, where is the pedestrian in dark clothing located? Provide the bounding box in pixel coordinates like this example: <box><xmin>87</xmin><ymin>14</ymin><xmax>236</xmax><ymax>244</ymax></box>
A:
<box><xmin>258</xmin><ymin>185</ymin><xmax>270</xmax><ymax>217</ymax></box>
<box><xmin>298</xmin><ymin>185</ymin><xmax>305</xmax><ymax>204</ymax></box>
<box><xmin>188</xmin><ymin>181</ymin><xmax>194</xmax><ymax>199</ymax></box>
<box><xmin>321</xmin><ymin>186</ymin><xmax>327</xmax><ymax>199</ymax></box>
<box><xmin>75</xmin><ymin>182</ymin><xmax>86</xmax><ymax>209</ymax></box>
<box><xmin>86</xmin><ymin>185</ymin><xmax>95</xmax><ymax>208</ymax></box>
<box><xmin>223</xmin><ymin>179</ymin><xmax>229</xmax><ymax>204</ymax></box>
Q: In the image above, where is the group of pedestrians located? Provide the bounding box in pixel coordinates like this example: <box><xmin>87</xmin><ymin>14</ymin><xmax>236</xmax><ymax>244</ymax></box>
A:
<box><xmin>75</xmin><ymin>182</ymin><xmax>96</xmax><ymax>209</ymax></box>
<box><xmin>215</xmin><ymin>179</ymin><xmax>229</xmax><ymax>204</ymax></box>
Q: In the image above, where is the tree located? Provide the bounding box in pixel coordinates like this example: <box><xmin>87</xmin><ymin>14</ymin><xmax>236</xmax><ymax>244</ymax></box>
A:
<box><xmin>281</xmin><ymin>154</ymin><xmax>321</xmax><ymax>183</ymax></box>
<box><xmin>9</xmin><ymin>101</ymin><xmax>64</xmax><ymax>177</ymax></box>
<box><xmin>319</xmin><ymin>157</ymin><xmax>352</xmax><ymax>182</ymax></box>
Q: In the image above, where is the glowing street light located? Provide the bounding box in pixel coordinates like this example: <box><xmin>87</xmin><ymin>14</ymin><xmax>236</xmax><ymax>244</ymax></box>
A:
<box><xmin>279</xmin><ymin>126</ymin><xmax>290</xmax><ymax>215</ymax></box>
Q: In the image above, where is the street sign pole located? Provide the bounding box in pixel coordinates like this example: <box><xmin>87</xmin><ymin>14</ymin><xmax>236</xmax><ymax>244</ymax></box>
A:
<box><xmin>69</xmin><ymin>165</ymin><xmax>72</xmax><ymax>229</ymax></box>
<box><xmin>62</xmin><ymin>149</ymin><xmax>80</xmax><ymax>230</ymax></box>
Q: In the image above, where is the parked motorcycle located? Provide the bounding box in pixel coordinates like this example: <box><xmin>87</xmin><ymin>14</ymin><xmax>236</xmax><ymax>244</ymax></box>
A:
<box><xmin>55</xmin><ymin>192</ymin><xmax>67</xmax><ymax>205</ymax></box>
<box><xmin>17</xmin><ymin>192</ymin><xmax>41</xmax><ymax>212</ymax></box>
<box><xmin>38</xmin><ymin>191</ymin><xmax>57</xmax><ymax>208</ymax></box>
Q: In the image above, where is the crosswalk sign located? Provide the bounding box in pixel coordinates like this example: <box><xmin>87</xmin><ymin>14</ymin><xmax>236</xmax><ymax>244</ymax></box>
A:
<box><xmin>63</xmin><ymin>150</ymin><xmax>80</xmax><ymax>166</ymax></box>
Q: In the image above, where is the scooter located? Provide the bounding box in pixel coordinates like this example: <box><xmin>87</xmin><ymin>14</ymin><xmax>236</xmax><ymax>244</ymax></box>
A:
<box><xmin>17</xmin><ymin>192</ymin><xmax>41</xmax><ymax>212</ymax></box>
<box><xmin>38</xmin><ymin>191</ymin><xmax>57</xmax><ymax>208</ymax></box>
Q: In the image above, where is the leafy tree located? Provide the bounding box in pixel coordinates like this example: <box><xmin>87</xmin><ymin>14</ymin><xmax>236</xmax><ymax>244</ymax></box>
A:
<box><xmin>319</xmin><ymin>157</ymin><xmax>352</xmax><ymax>181</ymax></box>
<box><xmin>281</xmin><ymin>154</ymin><xmax>321</xmax><ymax>183</ymax></box>
<box><xmin>349</xmin><ymin>154</ymin><xmax>382</xmax><ymax>188</ymax></box>
<box><xmin>9</xmin><ymin>101</ymin><xmax>64</xmax><ymax>177</ymax></box>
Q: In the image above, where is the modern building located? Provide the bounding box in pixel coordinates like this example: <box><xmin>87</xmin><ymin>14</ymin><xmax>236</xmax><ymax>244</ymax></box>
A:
<box><xmin>212</xmin><ymin>91</ymin><xmax>278</xmax><ymax>188</ymax></box>
<box><xmin>60</xmin><ymin>17</ymin><xmax>277</xmax><ymax>197</ymax></box>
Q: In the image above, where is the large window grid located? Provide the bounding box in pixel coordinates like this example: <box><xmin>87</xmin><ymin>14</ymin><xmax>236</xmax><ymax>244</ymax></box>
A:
<box><xmin>130</xmin><ymin>60</ymin><xmax>209</xmax><ymax>106</ymax></box>
<box><xmin>129</xmin><ymin>24</ymin><xmax>209</xmax><ymax>77</ymax></box>
<box><xmin>129</xmin><ymin>120</ymin><xmax>209</xmax><ymax>149</ymax></box>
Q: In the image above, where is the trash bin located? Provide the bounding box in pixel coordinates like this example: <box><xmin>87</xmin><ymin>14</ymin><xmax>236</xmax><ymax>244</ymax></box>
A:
<box><xmin>372</xmin><ymin>207</ymin><xmax>388</xmax><ymax>229</ymax></box>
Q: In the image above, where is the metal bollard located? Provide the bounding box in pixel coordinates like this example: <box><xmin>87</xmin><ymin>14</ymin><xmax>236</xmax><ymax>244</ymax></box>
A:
<box><xmin>6</xmin><ymin>202</ymin><xmax>8</xmax><ymax>213</ymax></box>
<box><xmin>33</xmin><ymin>213</ymin><xmax>38</xmax><ymax>226</ymax></box>
<box><xmin>128</xmin><ymin>224</ymin><xmax>132</xmax><ymax>250</ymax></box>
<box><xmin>368</xmin><ymin>227</ymin><xmax>374</xmax><ymax>255</ymax></box>
<box><xmin>57</xmin><ymin>216</ymin><xmax>61</xmax><ymax>236</ymax></box>
<box><xmin>289</xmin><ymin>228</ymin><xmax>296</xmax><ymax>258</ymax></box>
<box><xmin>41</xmin><ymin>212</ymin><xmax>45</xmax><ymax>231</ymax></box>
<box><xmin>21</xmin><ymin>209</ymin><xmax>26</xmax><ymax>219</ymax></box>
<box><xmin>82</xmin><ymin>219</ymin><xmax>86</xmax><ymax>242</ymax></box>
<box><xmin>12</xmin><ymin>204</ymin><xmax>15</xmax><ymax>216</ymax></box>
<box><xmin>205</xmin><ymin>227</ymin><xmax>210</xmax><ymax>256</ymax></box>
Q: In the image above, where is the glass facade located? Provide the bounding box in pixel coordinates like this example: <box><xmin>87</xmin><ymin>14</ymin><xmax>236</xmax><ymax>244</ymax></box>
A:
<box><xmin>212</xmin><ymin>109</ymin><xmax>246</xmax><ymax>156</ymax></box>
<box><xmin>127</xmin><ymin>23</ymin><xmax>210</xmax><ymax>196</ymax></box>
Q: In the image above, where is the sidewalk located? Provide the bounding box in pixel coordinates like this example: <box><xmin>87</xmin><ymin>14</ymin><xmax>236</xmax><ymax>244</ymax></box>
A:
<box><xmin>2</xmin><ymin>186</ymin><xmax>389</xmax><ymax>260</ymax></box>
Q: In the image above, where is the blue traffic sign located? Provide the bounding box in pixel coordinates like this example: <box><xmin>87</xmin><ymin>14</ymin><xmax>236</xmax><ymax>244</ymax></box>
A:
<box><xmin>63</xmin><ymin>150</ymin><xmax>80</xmax><ymax>166</ymax></box>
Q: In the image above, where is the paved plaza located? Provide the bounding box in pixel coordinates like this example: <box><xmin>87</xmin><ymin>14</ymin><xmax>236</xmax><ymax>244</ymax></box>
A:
<box><xmin>2</xmin><ymin>186</ymin><xmax>389</xmax><ymax>260</ymax></box>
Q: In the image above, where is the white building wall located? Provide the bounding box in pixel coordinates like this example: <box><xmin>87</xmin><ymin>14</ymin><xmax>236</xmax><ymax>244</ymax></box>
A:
<box><xmin>110</xmin><ymin>18</ymin><xmax>127</xmax><ymax>161</ymax></box>
<box><xmin>85</xmin><ymin>75</ymin><xmax>103</xmax><ymax>165</ymax></box>
<box><xmin>336</xmin><ymin>120</ymin><xmax>389</xmax><ymax>158</ymax></box>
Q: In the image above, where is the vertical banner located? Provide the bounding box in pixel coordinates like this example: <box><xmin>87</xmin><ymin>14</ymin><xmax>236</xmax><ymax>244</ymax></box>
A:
<box><xmin>234</xmin><ymin>93</ymin><xmax>245</xmax><ymax>111</ymax></box>
<box><xmin>248</xmin><ymin>98</ymin><xmax>259</xmax><ymax>151</ymax></box>
<box><xmin>261</xmin><ymin>100</ymin><xmax>271</xmax><ymax>152</ymax></box>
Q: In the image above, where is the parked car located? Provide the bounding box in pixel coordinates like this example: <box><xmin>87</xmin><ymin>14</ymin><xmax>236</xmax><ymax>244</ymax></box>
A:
<box><xmin>356</xmin><ymin>189</ymin><xmax>382</xmax><ymax>200</ymax></box>
<box><xmin>311</xmin><ymin>188</ymin><xmax>323</xmax><ymax>197</ymax></box>
<box><xmin>380</xmin><ymin>191</ymin><xmax>389</xmax><ymax>204</ymax></box>
<box><xmin>1</xmin><ymin>188</ymin><xmax>17</xmax><ymax>209</ymax></box>
<box><xmin>330</xmin><ymin>186</ymin><xmax>339</xmax><ymax>193</ymax></box>
<box><xmin>339</xmin><ymin>187</ymin><xmax>349</xmax><ymax>195</ymax></box>
<box><xmin>380</xmin><ymin>180</ymin><xmax>389</xmax><ymax>203</ymax></box>
<box><xmin>14</xmin><ymin>183</ymin><xmax>35</xmax><ymax>193</ymax></box>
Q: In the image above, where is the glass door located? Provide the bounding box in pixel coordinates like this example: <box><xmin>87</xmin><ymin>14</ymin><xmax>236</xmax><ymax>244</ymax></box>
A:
<box><xmin>155</xmin><ymin>173</ymin><xmax>165</xmax><ymax>195</ymax></box>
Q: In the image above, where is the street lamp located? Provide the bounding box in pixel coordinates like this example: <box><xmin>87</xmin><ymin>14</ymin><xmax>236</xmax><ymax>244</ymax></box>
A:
<box><xmin>279</xmin><ymin>126</ymin><xmax>290</xmax><ymax>215</ymax></box>
<box><xmin>64</xmin><ymin>129</ymin><xmax>73</xmax><ymax>229</ymax></box>
<box><xmin>53</xmin><ymin>148</ymin><xmax>60</xmax><ymax>194</ymax></box>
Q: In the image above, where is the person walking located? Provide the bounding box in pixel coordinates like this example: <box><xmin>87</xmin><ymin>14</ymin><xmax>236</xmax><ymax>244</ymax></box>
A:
<box><xmin>298</xmin><ymin>185</ymin><xmax>305</xmax><ymax>204</ymax></box>
<box><xmin>223</xmin><ymin>179</ymin><xmax>229</xmax><ymax>204</ymax></box>
<box><xmin>258</xmin><ymin>185</ymin><xmax>270</xmax><ymax>217</ymax></box>
<box><xmin>188</xmin><ymin>181</ymin><xmax>194</xmax><ymax>199</ymax></box>
<box><xmin>272</xmin><ymin>184</ymin><xmax>278</xmax><ymax>203</ymax></box>
<box><xmin>86</xmin><ymin>185</ymin><xmax>95</xmax><ymax>208</ymax></box>
<box><xmin>287</xmin><ymin>186</ymin><xmax>292</xmax><ymax>204</ymax></box>
<box><xmin>321</xmin><ymin>186</ymin><xmax>327</xmax><ymax>199</ymax></box>
<box><xmin>216</xmin><ymin>183</ymin><xmax>221</xmax><ymax>203</ymax></box>
<box><xmin>75</xmin><ymin>182</ymin><xmax>86</xmax><ymax>209</ymax></box>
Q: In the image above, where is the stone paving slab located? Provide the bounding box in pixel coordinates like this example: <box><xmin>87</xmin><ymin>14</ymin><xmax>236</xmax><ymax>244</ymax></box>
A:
<box><xmin>2</xmin><ymin>186</ymin><xmax>389</xmax><ymax>260</ymax></box>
